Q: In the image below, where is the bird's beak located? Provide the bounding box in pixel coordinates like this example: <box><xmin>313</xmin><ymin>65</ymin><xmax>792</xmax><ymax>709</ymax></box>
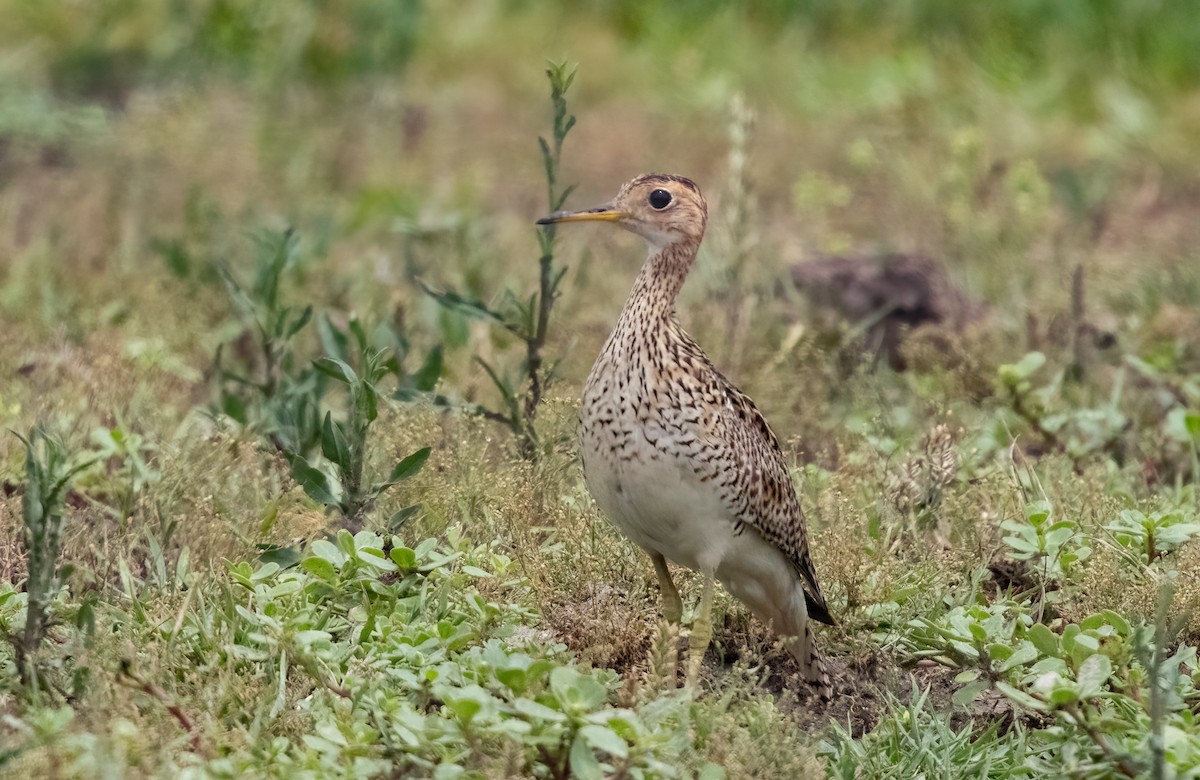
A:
<box><xmin>536</xmin><ymin>203</ymin><xmax>624</xmax><ymax>225</ymax></box>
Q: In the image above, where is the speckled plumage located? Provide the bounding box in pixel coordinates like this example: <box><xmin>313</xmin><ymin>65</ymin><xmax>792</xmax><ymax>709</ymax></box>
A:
<box><xmin>540</xmin><ymin>173</ymin><xmax>833</xmax><ymax>698</ymax></box>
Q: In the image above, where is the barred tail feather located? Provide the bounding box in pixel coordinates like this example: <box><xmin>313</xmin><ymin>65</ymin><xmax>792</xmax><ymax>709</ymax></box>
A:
<box><xmin>786</xmin><ymin>619</ymin><xmax>832</xmax><ymax>701</ymax></box>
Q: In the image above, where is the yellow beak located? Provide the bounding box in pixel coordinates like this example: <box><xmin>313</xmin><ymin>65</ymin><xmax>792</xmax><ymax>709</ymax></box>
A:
<box><xmin>536</xmin><ymin>204</ymin><xmax>624</xmax><ymax>225</ymax></box>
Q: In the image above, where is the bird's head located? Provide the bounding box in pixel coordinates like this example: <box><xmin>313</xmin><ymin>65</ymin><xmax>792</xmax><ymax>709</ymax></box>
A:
<box><xmin>537</xmin><ymin>174</ymin><xmax>707</xmax><ymax>250</ymax></box>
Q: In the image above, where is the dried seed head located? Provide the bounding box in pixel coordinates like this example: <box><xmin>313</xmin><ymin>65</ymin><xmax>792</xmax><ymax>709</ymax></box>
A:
<box><xmin>925</xmin><ymin>424</ymin><xmax>959</xmax><ymax>492</ymax></box>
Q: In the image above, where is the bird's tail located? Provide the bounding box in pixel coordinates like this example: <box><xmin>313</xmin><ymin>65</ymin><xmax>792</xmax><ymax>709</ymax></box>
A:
<box><xmin>785</xmin><ymin>619</ymin><xmax>833</xmax><ymax>701</ymax></box>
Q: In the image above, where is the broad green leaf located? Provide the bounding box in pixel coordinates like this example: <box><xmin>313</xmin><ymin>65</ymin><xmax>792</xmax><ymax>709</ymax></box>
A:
<box><xmin>1025</xmin><ymin>501</ymin><xmax>1052</xmax><ymax>526</ymax></box>
<box><xmin>580</xmin><ymin>724</ymin><xmax>628</xmax><ymax>758</ymax></box>
<box><xmin>569</xmin><ymin>732</ymin><xmax>604</xmax><ymax>780</ymax></box>
<box><xmin>311</xmin><ymin>539</ymin><xmax>345</xmax><ymax>567</ymax></box>
<box><xmin>357</xmin><ymin>548</ymin><xmax>397</xmax><ymax>571</ymax></box>
<box><xmin>389</xmin><ymin>447</ymin><xmax>431</xmax><ymax>484</ymax></box>
<box><xmin>301</xmin><ymin>556</ymin><xmax>337</xmax><ymax>581</ymax></box>
<box><xmin>550</xmin><ymin>667</ymin><xmax>607</xmax><ymax>713</ymax></box>
<box><xmin>258</xmin><ymin>545</ymin><xmax>301</xmax><ymax>569</ymax></box>
<box><xmin>1001</xmin><ymin>641</ymin><xmax>1040</xmax><ymax>672</ymax></box>
<box><xmin>512</xmin><ymin>697</ymin><xmax>566</xmax><ymax>722</ymax></box>
<box><xmin>1102</xmin><ymin>610</ymin><xmax>1131</xmax><ymax>636</ymax></box>
<box><xmin>391</xmin><ymin>547</ymin><xmax>417</xmax><ymax>569</ymax></box>
<box><xmin>1076</xmin><ymin>654</ymin><xmax>1112</xmax><ymax>698</ymax></box>
<box><xmin>1049</xmin><ymin>686</ymin><xmax>1079</xmax><ymax>706</ymax></box>
<box><xmin>1027</xmin><ymin>623</ymin><xmax>1060</xmax><ymax>657</ymax></box>
<box><xmin>288</xmin><ymin>454</ymin><xmax>337</xmax><ymax>506</ymax></box>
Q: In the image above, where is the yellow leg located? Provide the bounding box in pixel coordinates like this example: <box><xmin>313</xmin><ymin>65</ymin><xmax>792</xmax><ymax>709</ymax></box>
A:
<box><xmin>650</xmin><ymin>552</ymin><xmax>682</xmax><ymax>624</ymax></box>
<box><xmin>686</xmin><ymin>572</ymin><xmax>716</xmax><ymax>687</ymax></box>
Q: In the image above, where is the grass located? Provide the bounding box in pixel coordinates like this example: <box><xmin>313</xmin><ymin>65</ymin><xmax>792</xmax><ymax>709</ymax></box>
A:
<box><xmin>2</xmin><ymin>1</ymin><xmax>1200</xmax><ymax>777</ymax></box>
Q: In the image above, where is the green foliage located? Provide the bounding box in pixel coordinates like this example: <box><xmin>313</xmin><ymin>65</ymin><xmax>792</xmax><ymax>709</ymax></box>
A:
<box><xmin>215</xmin><ymin>229</ymin><xmax>325</xmax><ymax>455</ymax></box>
<box><xmin>1105</xmin><ymin>507</ymin><xmax>1200</xmax><ymax>567</ymax></box>
<box><xmin>84</xmin><ymin>424</ymin><xmax>160</xmax><ymax>520</ymax></box>
<box><xmin>823</xmin><ymin>683</ymin><xmax>1029</xmax><ymax>779</ymax></box>
<box><xmin>287</xmin><ymin>321</ymin><xmax>432</xmax><ymax>524</ymax></box>
<box><xmin>3</xmin><ymin>2</ymin><xmax>1200</xmax><ymax>776</ymax></box>
<box><xmin>3</xmin><ymin>0</ymin><xmax>423</xmax><ymax>100</ymax></box>
<box><xmin>163</xmin><ymin>528</ymin><xmax>695</xmax><ymax>776</ymax></box>
<box><xmin>214</xmin><ymin>231</ymin><xmax>439</xmax><ymax>526</ymax></box>
<box><xmin>424</xmin><ymin>62</ymin><xmax>578</xmax><ymax>460</ymax></box>
<box><xmin>1001</xmin><ymin>500</ymin><xmax>1092</xmax><ymax>590</ymax></box>
<box><xmin>998</xmin><ymin>352</ymin><xmax>1129</xmax><ymax>464</ymax></box>
<box><xmin>8</xmin><ymin>427</ymin><xmax>95</xmax><ymax>694</ymax></box>
<box><xmin>892</xmin><ymin>591</ymin><xmax>1200</xmax><ymax>778</ymax></box>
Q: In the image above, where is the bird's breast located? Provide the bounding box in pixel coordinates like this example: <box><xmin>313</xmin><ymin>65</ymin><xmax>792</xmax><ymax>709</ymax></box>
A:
<box><xmin>579</xmin><ymin>349</ymin><xmax>734</xmax><ymax>566</ymax></box>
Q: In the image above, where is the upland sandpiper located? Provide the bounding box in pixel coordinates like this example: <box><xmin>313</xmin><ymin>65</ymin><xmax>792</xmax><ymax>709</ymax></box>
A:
<box><xmin>538</xmin><ymin>174</ymin><xmax>835</xmax><ymax>698</ymax></box>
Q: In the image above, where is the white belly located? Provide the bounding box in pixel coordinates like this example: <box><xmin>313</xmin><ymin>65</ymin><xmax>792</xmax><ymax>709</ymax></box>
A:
<box><xmin>581</xmin><ymin>440</ymin><xmax>807</xmax><ymax>635</ymax></box>
<box><xmin>584</xmin><ymin>446</ymin><xmax>727</xmax><ymax>571</ymax></box>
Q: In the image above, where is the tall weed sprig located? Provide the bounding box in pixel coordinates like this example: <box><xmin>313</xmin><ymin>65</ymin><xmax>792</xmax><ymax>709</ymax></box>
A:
<box><xmin>425</xmin><ymin>62</ymin><xmax>578</xmax><ymax>460</ymax></box>
<box><xmin>287</xmin><ymin>318</ymin><xmax>431</xmax><ymax>529</ymax></box>
<box><xmin>10</xmin><ymin>427</ymin><xmax>94</xmax><ymax>692</ymax></box>
<box><xmin>215</xmin><ymin>229</ymin><xmax>323</xmax><ymax>454</ymax></box>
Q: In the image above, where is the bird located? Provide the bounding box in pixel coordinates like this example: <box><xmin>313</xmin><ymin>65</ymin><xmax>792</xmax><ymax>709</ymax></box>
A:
<box><xmin>537</xmin><ymin>173</ymin><xmax>835</xmax><ymax>698</ymax></box>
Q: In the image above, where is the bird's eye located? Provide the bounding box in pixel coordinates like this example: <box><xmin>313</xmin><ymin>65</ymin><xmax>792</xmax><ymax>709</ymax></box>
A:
<box><xmin>648</xmin><ymin>189</ymin><xmax>672</xmax><ymax>210</ymax></box>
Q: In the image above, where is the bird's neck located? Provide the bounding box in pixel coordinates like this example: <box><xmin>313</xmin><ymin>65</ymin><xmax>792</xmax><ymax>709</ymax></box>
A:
<box><xmin>614</xmin><ymin>240</ymin><xmax>697</xmax><ymax>332</ymax></box>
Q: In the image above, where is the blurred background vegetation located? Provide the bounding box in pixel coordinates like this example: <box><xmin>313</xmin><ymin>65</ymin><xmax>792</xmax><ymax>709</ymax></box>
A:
<box><xmin>1</xmin><ymin>1</ymin><xmax>1199</xmax><ymax>777</ymax></box>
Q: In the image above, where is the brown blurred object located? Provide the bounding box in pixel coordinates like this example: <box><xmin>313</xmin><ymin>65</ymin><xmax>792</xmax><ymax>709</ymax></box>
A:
<box><xmin>791</xmin><ymin>253</ymin><xmax>987</xmax><ymax>370</ymax></box>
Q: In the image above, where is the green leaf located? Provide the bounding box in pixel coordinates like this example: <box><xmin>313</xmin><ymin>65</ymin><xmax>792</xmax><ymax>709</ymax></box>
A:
<box><xmin>360</xmin><ymin>379</ymin><xmax>379</xmax><ymax>423</ymax></box>
<box><xmin>967</xmin><ymin>622</ymin><xmax>988</xmax><ymax>643</ymax></box>
<box><xmin>388</xmin><ymin>447</ymin><xmax>431</xmax><ymax>483</ymax></box>
<box><xmin>313</xmin><ymin>357</ymin><xmax>357</xmax><ymax>384</ymax></box>
<box><xmin>288</xmin><ymin>453</ymin><xmax>337</xmax><ymax>506</ymax></box>
<box><xmin>952</xmin><ymin>680</ymin><xmax>990</xmax><ymax>707</ymax></box>
<box><xmin>569</xmin><ymin>732</ymin><xmax>604</xmax><ymax>780</ymax></box>
<box><xmin>1076</xmin><ymin>654</ymin><xmax>1112</xmax><ymax>698</ymax></box>
<box><xmin>1025</xmin><ymin>501</ymin><xmax>1052</xmax><ymax>526</ymax></box>
<box><xmin>512</xmin><ymin>697</ymin><xmax>565</xmax><ymax>722</ymax></box>
<box><xmin>1027</xmin><ymin>623</ymin><xmax>1060</xmax><ymax>657</ymax></box>
<box><xmin>301</xmin><ymin>556</ymin><xmax>337</xmax><ymax>581</ymax></box>
<box><xmin>318</xmin><ymin>314</ymin><xmax>351</xmax><ymax>361</ymax></box>
<box><xmin>311</xmin><ymin>539</ymin><xmax>345</xmax><ymax>567</ymax></box>
<box><xmin>580</xmin><ymin>724</ymin><xmax>628</xmax><ymax>758</ymax></box>
<box><xmin>1102</xmin><ymin>610</ymin><xmax>1131</xmax><ymax>636</ymax></box>
<box><xmin>413</xmin><ymin>346</ymin><xmax>444</xmax><ymax>392</ymax></box>
<box><xmin>391</xmin><ymin>547</ymin><xmax>417</xmax><ymax>569</ymax></box>
<box><xmin>336</xmin><ymin>529</ymin><xmax>358</xmax><ymax>556</ymax></box>
<box><xmin>320</xmin><ymin>412</ymin><xmax>352</xmax><ymax>474</ymax></box>
<box><xmin>996</xmin><ymin>681</ymin><xmax>1047</xmax><ymax>711</ymax></box>
<box><xmin>1012</xmin><ymin>351</ymin><xmax>1046</xmax><ymax>379</ymax></box>
<box><xmin>357</xmin><ymin>548</ymin><xmax>397</xmax><ymax>571</ymax></box>
<box><xmin>388</xmin><ymin>505</ymin><xmax>421</xmax><ymax>534</ymax></box>
<box><xmin>1049</xmin><ymin>686</ymin><xmax>1079</xmax><ymax>706</ymax></box>
<box><xmin>286</xmin><ymin>304</ymin><xmax>313</xmax><ymax>339</ymax></box>
<box><xmin>348</xmin><ymin>318</ymin><xmax>369</xmax><ymax>353</ymax></box>
<box><xmin>443</xmin><ymin>686</ymin><xmax>494</xmax><ymax>724</ymax></box>
<box><xmin>419</xmin><ymin>283</ymin><xmax>512</xmax><ymax>327</ymax></box>
<box><xmin>550</xmin><ymin>667</ymin><xmax>607</xmax><ymax>713</ymax></box>
<box><xmin>257</xmin><ymin>545</ymin><xmax>302</xmax><ymax>569</ymax></box>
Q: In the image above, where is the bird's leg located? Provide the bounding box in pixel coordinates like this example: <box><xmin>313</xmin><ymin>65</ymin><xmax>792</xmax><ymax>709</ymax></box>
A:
<box><xmin>686</xmin><ymin>571</ymin><xmax>716</xmax><ymax>687</ymax></box>
<box><xmin>650</xmin><ymin>552</ymin><xmax>682</xmax><ymax>624</ymax></box>
<box><xmin>648</xmin><ymin>552</ymin><xmax>682</xmax><ymax>688</ymax></box>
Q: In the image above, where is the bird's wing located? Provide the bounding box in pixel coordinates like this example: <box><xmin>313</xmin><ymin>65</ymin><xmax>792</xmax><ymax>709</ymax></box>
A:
<box><xmin>714</xmin><ymin>378</ymin><xmax>834</xmax><ymax>624</ymax></box>
<box><xmin>651</xmin><ymin>328</ymin><xmax>833</xmax><ymax>624</ymax></box>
